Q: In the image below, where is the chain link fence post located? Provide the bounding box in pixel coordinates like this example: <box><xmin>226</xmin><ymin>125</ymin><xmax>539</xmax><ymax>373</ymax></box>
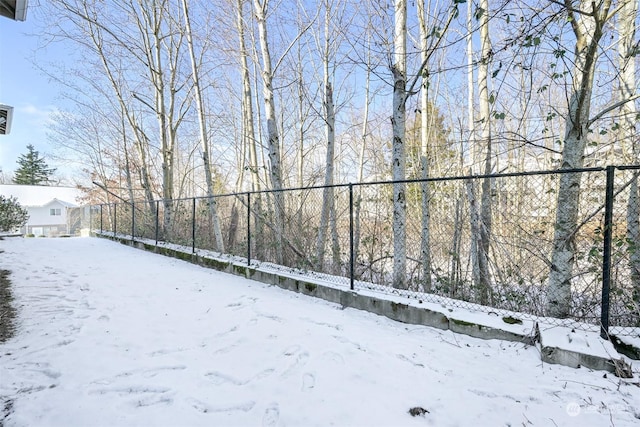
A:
<box><xmin>192</xmin><ymin>198</ymin><xmax>196</xmax><ymax>254</ymax></box>
<box><xmin>247</xmin><ymin>192</ymin><xmax>251</xmax><ymax>266</ymax></box>
<box><xmin>155</xmin><ymin>200</ymin><xmax>160</xmax><ymax>245</ymax></box>
<box><xmin>349</xmin><ymin>183</ymin><xmax>354</xmax><ymax>291</ymax></box>
<box><xmin>601</xmin><ymin>165</ymin><xmax>614</xmax><ymax>339</ymax></box>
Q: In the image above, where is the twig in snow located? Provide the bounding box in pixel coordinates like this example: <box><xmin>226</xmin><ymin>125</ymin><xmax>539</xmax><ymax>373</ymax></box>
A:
<box><xmin>438</xmin><ymin>332</ymin><xmax>461</xmax><ymax>348</ymax></box>
<box><xmin>609</xmin><ymin>408</ymin><xmax>615</xmax><ymax>427</ymax></box>
<box><xmin>561</xmin><ymin>379</ymin><xmax>610</xmax><ymax>390</ymax></box>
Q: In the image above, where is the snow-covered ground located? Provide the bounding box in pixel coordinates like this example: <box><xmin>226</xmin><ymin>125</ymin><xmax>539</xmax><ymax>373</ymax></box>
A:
<box><xmin>1</xmin><ymin>237</ymin><xmax>639</xmax><ymax>427</ymax></box>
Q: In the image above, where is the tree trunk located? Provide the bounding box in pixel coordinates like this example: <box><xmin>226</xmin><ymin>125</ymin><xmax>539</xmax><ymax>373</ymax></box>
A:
<box><xmin>465</xmin><ymin>0</ymin><xmax>481</xmax><ymax>291</ymax></box>
<box><xmin>391</xmin><ymin>0</ymin><xmax>407</xmax><ymax>289</ymax></box>
<box><xmin>79</xmin><ymin>3</ymin><xmax>157</xmax><ymax>218</ymax></box>
<box><xmin>354</xmin><ymin>45</ymin><xmax>371</xmax><ymax>274</ymax></box>
<box><xmin>237</xmin><ymin>0</ymin><xmax>260</xmax><ymax>195</ymax></box>
<box><xmin>467</xmin><ymin>0</ymin><xmax>476</xmax><ymax>169</ymax></box>
<box><xmin>253</xmin><ymin>0</ymin><xmax>284</xmax><ymax>264</ymax></box>
<box><xmin>316</xmin><ymin>3</ymin><xmax>336</xmax><ymax>271</ymax></box>
<box><xmin>417</xmin><ymin>0</ymin><xmax>432</xmax><ymax>292</ymax></box>
<box><xmin>316</xmin><ymin>82</ymin><xmax>336</xmax><ymax>270</ymax></box>
<box><xmin>120</xmin><ymin>108</ymin><xmax>135</xmax><ymax>205</ymax></box>
<box><xmin>236</xmin><ymin>0</ymin><xmax>264</xmax><ymax>259</ymax></box>
<box><xmin>147</xmin><ymin>2</ymin><xmax>173</xmax><ymax>236</ymax></box>
<box><xmin>620</xmin><ymin>0</ymin><xmax>640</xmax><ymax>303</ymax></box>
<box><xmin>296</xmin><ymin>50</ymin><xmax>305</xmax><ymax>231</ymax></box>
<box><xmin>181</xmin><ymin>0</ymin><xmax>225</xmax><ymax>252</ymax></box>
<box><xmin>547</xmin><ymin>0</ymin><xmax>611</xmax><ymax>318</ymax></box>
<box><xmin>477</xmin><ymin>0</ymin><xmax>492</xmax><ymax>305</ymax></box>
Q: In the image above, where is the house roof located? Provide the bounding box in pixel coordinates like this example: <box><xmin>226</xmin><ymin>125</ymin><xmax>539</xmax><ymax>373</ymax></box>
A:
<box><xmin>42</xmin><ymin>198</ymin><xmax>77</xmax><ymax>209</ymax></box>
<box><xmin>0</xmin><ymin>184</ymin><xmax>83</xmax><ymax>207</ymax></box>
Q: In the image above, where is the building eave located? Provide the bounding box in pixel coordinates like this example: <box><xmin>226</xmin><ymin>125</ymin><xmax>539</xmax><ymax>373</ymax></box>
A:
<box><xmin>0</xmin><ymin>0</ymin><xmax>28</xmax><ymax>21</ymax></box>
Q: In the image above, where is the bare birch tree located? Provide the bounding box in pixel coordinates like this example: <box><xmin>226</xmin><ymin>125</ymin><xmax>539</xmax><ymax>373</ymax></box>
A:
<box><xmin>388</xmin><ymin>0</ymin><xmax>458</xmax><ymax>289</ymax></box>
<box><xmin>133</xmin><ymin>0</ymin><xmax>189</xmax><ymax>237</ymax></box>
<box><xmin>391</xmin><ymin>0</ymin><xmax>408</xmax><ymax>289</ymax></box>
<box><xmin>477</xmin><ymin>0</ymin><xmax>493</xmax><ymax>304</ymax></box>
<box><xmin>547</xmin><ymin>0</ymin><xmax>614</xmax><ymax>317</ymax></box>
<box><xmin>50</xmin><ymin>0</ymin><xmax>159</xmax><ymax>215</ymax></box>
<box><xmin>180</xmin><ymin>0</ymin><xmax>225</xmax><ymax>252</ymax></box>
<box><xmin>253</xmin><ymin>0</ymin><xmax>285</xmax><ymax>263</ymax></box>
<box><xmin>237</xmin><ymin>0</ymin><xmax>261</xmax><ymax>194</ymax></box>
<box><xmin>416</xmin><ymin>0</ymin><xmax>432</xmax><ymax>292</ymax></box>
<box><xmin>620</xmin><ymin>0</ymin><xmax>640</xmax><ymax>303</ymax></box>
<box><xmin>316</xmin><ymin>0</ymin><xmax>339</xmax><ymax>272</ymax></box>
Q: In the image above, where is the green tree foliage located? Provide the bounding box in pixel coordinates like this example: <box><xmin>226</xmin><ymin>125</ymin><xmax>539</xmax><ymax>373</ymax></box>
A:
<box><xmin>13</xmin><ymin>145</ymin><xmax>56</xmax><ymax>185</ymax></box>
<box><xmin>406</xmin><ymin>102</ymin><xmax>453</xmax><ymax>178</ymax></box>
<box><xmin>0</xmin><ymin>196</ymin><xmax>28</xmax><ymax>232</ymax></box>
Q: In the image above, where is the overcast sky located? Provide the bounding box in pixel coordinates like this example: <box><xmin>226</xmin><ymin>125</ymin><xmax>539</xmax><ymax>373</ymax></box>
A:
<box><xmin>0</xmin><ymin>5</ymin><xmax>61</xmax><ymax>176</ymax></box>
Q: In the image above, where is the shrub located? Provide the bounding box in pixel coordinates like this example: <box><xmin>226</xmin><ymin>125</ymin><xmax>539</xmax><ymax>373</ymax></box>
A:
<box><xmin>0</xmin><ymin>196</ymin><xmax>28</xmax><ymax>233</ymax></box>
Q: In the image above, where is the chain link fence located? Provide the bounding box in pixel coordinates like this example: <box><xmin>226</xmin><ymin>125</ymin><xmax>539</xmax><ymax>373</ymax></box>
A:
<box><xmin>90</xmin><ymin>166</ymin><xmax>640</xmax><ymax>337</ymax></box>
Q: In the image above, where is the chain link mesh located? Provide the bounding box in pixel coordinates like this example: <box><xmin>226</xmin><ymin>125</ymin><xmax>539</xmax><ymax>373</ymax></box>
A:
<box><xmin>91</xmin><ymin>168</ymin><xmax>640</xmax><ymax>337</ymax></box>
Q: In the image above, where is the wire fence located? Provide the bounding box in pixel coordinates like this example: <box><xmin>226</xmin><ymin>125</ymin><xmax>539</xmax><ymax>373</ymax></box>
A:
<box><xmin>89</xmin><ymin>166</ymin><xmax>640</xmax><ymax>338</ymax></box>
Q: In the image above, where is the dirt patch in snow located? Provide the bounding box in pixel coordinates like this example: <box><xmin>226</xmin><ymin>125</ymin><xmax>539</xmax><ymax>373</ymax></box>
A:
<box><xmin>0</xmin><ymin>268</ymin><xmax>16</xmax><ymax>344</ymax></box>
<box><xmin>0</xmin><ymin>262</ymin><xmax>16</xmax><ymax>425</ymax></box>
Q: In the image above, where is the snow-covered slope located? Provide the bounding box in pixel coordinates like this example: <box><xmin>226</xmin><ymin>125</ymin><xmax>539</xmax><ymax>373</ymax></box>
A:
<box><xmin>1</xmin><ymin>237</ymin><xmax>639</xmax><ymax>426</ymax></box>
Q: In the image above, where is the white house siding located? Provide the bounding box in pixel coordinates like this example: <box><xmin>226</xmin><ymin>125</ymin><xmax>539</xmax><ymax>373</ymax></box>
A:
<box><xmin>0</xmin><ymin>185</ymin><xmax>83</xmax><ymax>237</ymax></box>
<box><xmin>23</xmin><ymin>200</ymin><xmax>74</xmax><ymax>236</ymax></box>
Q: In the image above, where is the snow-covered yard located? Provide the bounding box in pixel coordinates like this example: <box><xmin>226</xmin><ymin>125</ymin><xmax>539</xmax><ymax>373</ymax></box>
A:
<box><xmin>1</xmin><ymin>237</ymin><xmax>639</xmax><ymax>426</ymax></box>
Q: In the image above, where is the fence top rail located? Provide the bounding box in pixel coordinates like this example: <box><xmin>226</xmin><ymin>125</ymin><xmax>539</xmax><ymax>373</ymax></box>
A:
<box><xmin>92</xmin><ymin>164</ymin><xmax>640</xmax><ymax>207</ymax></box>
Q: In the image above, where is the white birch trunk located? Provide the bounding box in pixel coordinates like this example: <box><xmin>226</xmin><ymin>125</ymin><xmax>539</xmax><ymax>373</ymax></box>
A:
<box><xmin>121</xmin><ymin>115</ymin><xmax>135</xmax><ymax>205</ymax></box>
<box><xmin>416</xmin><ymin>0</ymin><xmax>431</xmax><ymax>292</ymax></box>
<box><xmin>353</xmin><ymin>49</ymin><xmax>371</xmax><ymax>270</ymax></box>
<box><xmin>237</xmin><ymin>0</ymin><xmax>260</xmax><ymax>195</ymax></box>
<box><xmin>467</xmin><ymin>0</ymin><xmax>476</xmax><ymax>170</ymax></box>
<box><xmin>477</xmin><ymin>0</ymin><xmax>492</xmax><ymax>304</ymax></box>
<box><xmin>253</xmin><ymin>0</ymin><xmax>284</xmax><ymax>264</ymax></box>
<box><xmin>466</xmin><ymin>0</ymin><xmax>480</xmax><ymax>289</ymax></box>
<box><xmin>620</xmin><ymin>0</ymin><xmax>640</xmax><ymax>303</ymax></box>
<box><xmin>316</xmin><ymin>2</ymin><xmax>337</xmax><ymax>271</ymax></box>
<box><xmin>391</xmin><ymin>0</ymin><xmax>407</xmax><ymax>289</ymax></box>
<box><xmin>133</xmin><ymin>0</ymin><xmax>176</xmax><ymax>238</ymax></box>
<box><xmin>236</xmin><ymin>0</ymin><xmax>264</xmax><ymax>257</ymax></box>
<box><xmin>316</xmin><ymin>82</ymin><xmax>336</xmax><ymax>270</ymax></box>
<box><xmin>181</xmin><ymin>0</ymin><xmax>225</xmax><ymax>252</ymax></box>
<box><xmin>296</xmin><ymin>43</ymin><xmax>305</xmax><ymax>230</ymax></box>
<box><xmin>150</xmin><ymin>3</ymin><xmax>172</xmax><ymax>235</ymax></box>
<box><xmin>547</xmin><ymin>0</ymin><xmax>611</xmax><ymax>317</ymax></box>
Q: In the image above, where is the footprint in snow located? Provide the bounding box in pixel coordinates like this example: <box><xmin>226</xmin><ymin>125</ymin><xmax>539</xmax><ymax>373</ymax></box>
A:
<box><xmin>282</xmin><ymin>345</ymin><xmax>300</xmax><ymax>356</ymax></box>
<box><xmin>396</xmin><ymin>354</ymin><xmax>424</xmax><ymax>368</ymax></box>
<box><xmin>205</xmin><ymin>371</ymin><xmax>247</xmax><ymax>386</ymax></box>
<box><xmin>134</xmin><ymin>394</ymin><xmax>174</xmax><ymax>408</ymax></box>
<box><xmin>321</xmin><ymin>351</ymin><xmax>344</xmax><ymax>365</ymax></box>
<box><xmin>187</xmin><ymin>397</ymin><xmax>255</xmax><ymax>414</ymax></box>
<box><xmin>281</xmin><ymin>351</ymin><xmax>309</xmax><ymax>378</ymax></box>
<box><xmin>301</xmin><ymin>373</ymin><xmax>315</xmax><ymax>391</ymax></box>
<box><xmin>262</xmin><ymin>402</ymin><xmax>280</xmax><ymax>427</ymax></box>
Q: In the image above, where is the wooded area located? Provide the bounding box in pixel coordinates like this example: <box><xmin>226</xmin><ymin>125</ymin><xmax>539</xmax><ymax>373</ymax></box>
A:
<box><xmin>41</xmin><ymin>0</ymin><xmax>639</xmax><ymax>321</ymax></box>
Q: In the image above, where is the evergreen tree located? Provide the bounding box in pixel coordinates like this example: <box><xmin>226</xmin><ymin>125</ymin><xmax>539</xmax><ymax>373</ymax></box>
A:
<box><xmin>13</xmin><ymin>145</ymin><xmax>56</xmax><ymax>185</ymax></box>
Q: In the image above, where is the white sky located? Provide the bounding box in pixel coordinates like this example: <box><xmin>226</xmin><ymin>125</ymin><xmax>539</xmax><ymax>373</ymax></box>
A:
<box><xmin>1</xmin><ymin>237</ymin><xmax>639</xmax><ymax>426</ymax></box>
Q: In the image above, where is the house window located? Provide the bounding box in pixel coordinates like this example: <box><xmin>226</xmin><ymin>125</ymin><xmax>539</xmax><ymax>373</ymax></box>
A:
<box><xmin>50</xmin><ymin>208</ymin><xmax>61</xmax><ymax>216</ymax></box>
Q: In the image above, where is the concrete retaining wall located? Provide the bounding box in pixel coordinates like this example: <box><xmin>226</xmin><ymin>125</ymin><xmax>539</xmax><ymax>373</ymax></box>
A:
<box><xmin>96</xmin><ymin>233</ymin><xmax>634</xmax><ymax>376</ymax></box>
